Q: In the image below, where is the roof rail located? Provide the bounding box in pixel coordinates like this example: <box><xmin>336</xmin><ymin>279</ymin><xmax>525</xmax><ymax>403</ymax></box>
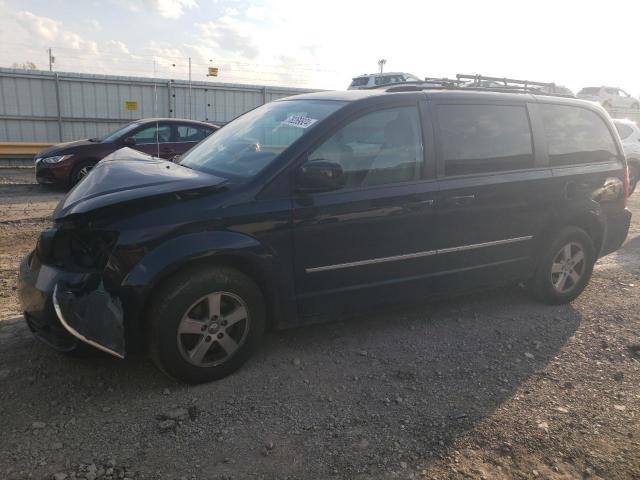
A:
<box><xmin>365</xmin><ymin>77</ymin><xmax>462</xmax><ymax>91</ymax></box>
<box><xmin>423</xmin><ymin>77</ymin><xmax>465</xmax><ymax>86</ymax></box>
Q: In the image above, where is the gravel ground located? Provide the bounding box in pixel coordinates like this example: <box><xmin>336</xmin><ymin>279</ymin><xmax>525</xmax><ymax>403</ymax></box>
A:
<box><xmin>1</xmin><ymin>170</ymin><xmax>639</xmax><ymax>480</ymax></box>
<box><xmin>0</xmin><ymin>169</ymin><xmax>64</xmax><ymax>222</ymax></box>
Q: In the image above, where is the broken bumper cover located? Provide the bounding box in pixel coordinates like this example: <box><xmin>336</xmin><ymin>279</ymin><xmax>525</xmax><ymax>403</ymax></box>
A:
<box><xmin>18</xmin><ymin>253</ymin><xmax>126</xmax><ymax>358</ymax></box>
<box><xmin>601</xmin><ymin>208</ymin><xmax>632</xmax><ymax>256</ymax></box>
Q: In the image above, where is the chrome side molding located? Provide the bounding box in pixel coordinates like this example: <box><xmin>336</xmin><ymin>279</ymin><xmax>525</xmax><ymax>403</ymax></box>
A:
<box><xmin>305</xmin><ymin>235</ymin><xmax>533</xmax><ymax>273</ymax></box>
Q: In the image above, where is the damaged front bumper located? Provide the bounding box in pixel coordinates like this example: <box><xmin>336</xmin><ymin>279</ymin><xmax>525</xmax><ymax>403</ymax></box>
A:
<box><xmin>18</xmin><ymin>252</ymin><xmax>126</xmax><ymax>359</ymax></box>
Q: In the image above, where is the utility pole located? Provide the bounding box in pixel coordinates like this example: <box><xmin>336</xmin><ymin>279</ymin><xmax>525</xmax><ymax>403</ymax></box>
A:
<box><xmin>188</xmin><ymin>57</ymin><xmax>192</xmax><ymax>119</ymax></box>
<box><xmin>48</xmin><ymin>48</ymin><xmax>54</xmax><ymax>71</ymax></box>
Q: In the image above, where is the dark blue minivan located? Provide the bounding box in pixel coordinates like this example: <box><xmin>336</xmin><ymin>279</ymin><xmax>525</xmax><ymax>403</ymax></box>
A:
<box><xmin>19</xmin><ymin>87</ymin><xmax>632</xmax><ymax>383</ymax></box>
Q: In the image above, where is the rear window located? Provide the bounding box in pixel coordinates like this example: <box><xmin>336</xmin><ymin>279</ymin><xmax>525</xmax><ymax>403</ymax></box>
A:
<box><xmin>540</xmin><ymin>104</ymin><xmax>618</xmax><ymax>166</ymax></box>
<box><xmin>437</xmin><ymin>104</ymin><xmax>534</xmax><ymax>176</ymax></box>
<box><xmin>615</xmin><ymin>123</ymin><xmax>633</xmax><ymax>140</ymax></box>
<box><xmin>579</xmin><ymin>87</ymin><xmax>600</xmax><ymax>95</ymax></box>
<box><xmin>350</xmin><ymin>77</ymin><xmax>370</xmax><ymax>87</ymax></box>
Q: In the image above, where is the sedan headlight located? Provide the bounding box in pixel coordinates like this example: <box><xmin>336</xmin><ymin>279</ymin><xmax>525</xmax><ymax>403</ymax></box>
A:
<box><xmin>43</xmin><ymin>154</ymin><xmax>73</xmax><ymax>164</ymax></box>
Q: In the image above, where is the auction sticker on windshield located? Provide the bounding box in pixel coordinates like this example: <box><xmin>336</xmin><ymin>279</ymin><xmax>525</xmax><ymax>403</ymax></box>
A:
<box><xmin>281</xmin><ymin>114</ymin><xmax>318</xmax><ymax>129</ymax></box>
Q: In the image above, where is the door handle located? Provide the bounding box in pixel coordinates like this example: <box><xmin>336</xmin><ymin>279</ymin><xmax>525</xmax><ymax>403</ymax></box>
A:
<box><xmin>447</xmin><ymin>194</ymin><xmax>476</xmax><ymax>206</ymax></box>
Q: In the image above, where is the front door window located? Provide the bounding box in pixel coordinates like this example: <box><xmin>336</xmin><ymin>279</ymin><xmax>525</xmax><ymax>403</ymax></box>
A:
<box><xmin>306</xmin><ymin>106</ymin><xmax>424</xmax><ymax>189</ymax></box>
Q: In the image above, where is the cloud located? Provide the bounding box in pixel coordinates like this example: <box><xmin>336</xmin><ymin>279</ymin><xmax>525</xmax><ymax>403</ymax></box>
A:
<box><xmin>196</xmin><ymin>17</ymin><xmax>259</xmax><ymax>59</ymax></box>
<box><xmin>122</xmin><ymin>0</ymin><xmax>198</xmax><ymax>19</ymax></box>
<box><xmin>11</xmin><ymin>10</ymin><xmax>98</xmax><ymax>53</ymax></box>
<box><xmin>15</xmin><ymin>11</ymin><xmax>59</xmax><ymax>41</ymax></box>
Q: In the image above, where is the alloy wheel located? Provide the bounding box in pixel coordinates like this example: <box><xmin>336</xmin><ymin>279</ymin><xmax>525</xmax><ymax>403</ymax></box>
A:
<box><xmin>550</xmin><ymin>242</ymin><xmax>586</xmax><ymax>294</ymax></box>
<box><xmin>79</xmin><ymin>166</ymin><xmax>92</xmax><ymax>177</ymax></box>
<box><xmin>176</xmin><ymin>291</ymin><xmax>250</xmax><ymax>367</ymax></box>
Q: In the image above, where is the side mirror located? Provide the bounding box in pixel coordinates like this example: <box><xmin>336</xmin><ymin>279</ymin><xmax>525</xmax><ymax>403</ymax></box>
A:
<box><xmin>123</xmin><ymin>137</ymin><xmax>136</xmax><ymax>146</ymax></box>
<box><xmin>296</xmin><ymin>160</ymin><xmax>344</xmax><ymax>193</ymax></box>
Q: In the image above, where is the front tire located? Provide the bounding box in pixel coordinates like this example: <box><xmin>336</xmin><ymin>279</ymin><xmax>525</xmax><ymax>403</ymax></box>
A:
<box><xmin>146</xmin><ymin>266</ymin><xmax>265</xmax><ymax>384</ymax></box>
<box><xmin>529</xmin><ymin>227</ymin><xmax>596</xmax><ymax>304</ymax></box>
<box><xmin>70</xmin><ymin>161</ymin><xmax>97</xmax><ymax>187</ymax></box>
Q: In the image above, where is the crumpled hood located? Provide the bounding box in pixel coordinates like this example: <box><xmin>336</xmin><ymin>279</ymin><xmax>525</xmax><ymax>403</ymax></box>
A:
<box><xmin>53</xmin><ymin>148</ymin><xmax>227</xmax><ymax>220</ymax></box>
<box><xmin>37</xmin><ymin>139</ymin><xmax>96</xmax><ymax>158</ymax></box>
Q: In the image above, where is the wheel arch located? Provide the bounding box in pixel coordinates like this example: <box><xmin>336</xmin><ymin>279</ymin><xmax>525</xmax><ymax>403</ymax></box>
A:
<box><xmin>121</xmin><ymin>231</ymin><xmax>294</xmax><ymax>345</ymax></box>
<box><xmin>532</xmin><ymin>211</ymin><xmax>605</xmax><ymax>261</ymax></box>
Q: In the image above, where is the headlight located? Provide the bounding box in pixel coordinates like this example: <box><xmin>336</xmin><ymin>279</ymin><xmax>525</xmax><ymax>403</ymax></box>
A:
<box><xmin>43</xmin><ymin>154</ymin><xmax>73</xmax><ymax>164</ymax></box>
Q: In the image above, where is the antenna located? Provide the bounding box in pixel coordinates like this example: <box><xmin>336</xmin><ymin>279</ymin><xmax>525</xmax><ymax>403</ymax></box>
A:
<box><xmin>153</xmin><ymin>58</ymin><xmax>159</xmax><ymax>159</ymax></box>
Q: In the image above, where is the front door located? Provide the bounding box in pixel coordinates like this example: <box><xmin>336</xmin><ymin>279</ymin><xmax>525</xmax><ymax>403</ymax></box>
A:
<box><xmin>291</xmin><ymin>103</ymin><xmax>440</xmax><ymax>318</ymax></box>
<box><xmin>130</xmin><ymin>123</ymin><xmax>175</xmax><ymax>159</ymax></box>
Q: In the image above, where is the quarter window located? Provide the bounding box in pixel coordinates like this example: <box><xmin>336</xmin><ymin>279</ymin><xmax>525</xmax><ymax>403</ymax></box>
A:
<box><xmin>307</xmin><ymin>106</ymin><xmax>423</xmax><ymax>188</ymax></box>
<box><xmin>437</xmin><ymin>104</ymin><xmax>534</xmax><ymax>176</ymax></box>
<box><xmin>540</xmin><ymin>105</ymin><xmax>618</xmax><ymax>166</ymax></box>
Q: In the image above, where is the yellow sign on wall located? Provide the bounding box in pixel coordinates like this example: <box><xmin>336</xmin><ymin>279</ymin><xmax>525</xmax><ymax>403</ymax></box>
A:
<box><xmin>125</xmin><ymin>101</ymin><xmax>138</xmax><ymax>111</ymax></box>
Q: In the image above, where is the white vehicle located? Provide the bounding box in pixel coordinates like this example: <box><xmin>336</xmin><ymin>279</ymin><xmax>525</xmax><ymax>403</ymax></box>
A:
<box><xmin>613</xmin><ymin>119</ymin><xmax>640</xmax><ymax>194</ymax></box>
<box><xmin>348</xmin><ymin>72</ymin><xmax>422</xmax><ymax>90</ymax></box>
<box><xmin>577</xmin><ymin>86</ymin><xmax>640</xmax><ymax>110</ymax></box>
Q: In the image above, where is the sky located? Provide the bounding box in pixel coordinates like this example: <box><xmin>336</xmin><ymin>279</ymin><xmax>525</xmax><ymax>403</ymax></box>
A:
<box><xmin>0</xmin><ymin>0</ymin><xmax>639</xmax><ymax>93</ymax></box>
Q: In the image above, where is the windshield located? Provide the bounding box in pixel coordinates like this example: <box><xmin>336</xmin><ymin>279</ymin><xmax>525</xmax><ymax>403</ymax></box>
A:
<box><xmin>179</xmin><ymin>99</ymin><xmax>344</xmax><ymax>179</ymax></box>
<box><xmin>100</xmin><ymin>122</ymin><xmax>142</xmax><ymax>142</ymax></box>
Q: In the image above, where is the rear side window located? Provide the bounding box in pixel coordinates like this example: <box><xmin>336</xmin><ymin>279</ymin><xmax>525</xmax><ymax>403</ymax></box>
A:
<box><xmin>177</xmin><ymin>125</ymin><xmax>209</xmax><ymax>142</ymax></box>
<box><xmin>539</xmin><ymin>105</ymin><xmax>618</xmax><ymax>166</ymax></box>
<box><xmin>615</xmin><ymin>123</ymin><xmax>633</xmax><ymax>140</ymax></box>
<box><xmin>437</xmin><ymin>104</ymin><xmax>534</xmax><ymax>176</ymax></box>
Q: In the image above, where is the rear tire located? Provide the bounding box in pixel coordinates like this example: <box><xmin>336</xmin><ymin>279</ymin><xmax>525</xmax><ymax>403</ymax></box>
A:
<box><xmin>529</xmin><ymin>227</ymin><xmax>596</xmax><ymax>304</ymax></box>
<box><xmin>629</xmin><ymin>163</ymin><xmax>639</xmax><ymax>194</ymax></box>
<box><xmin>146</xmin><ymin>266</ymin><xmax>265</xmax><ymax>384</ymax></box>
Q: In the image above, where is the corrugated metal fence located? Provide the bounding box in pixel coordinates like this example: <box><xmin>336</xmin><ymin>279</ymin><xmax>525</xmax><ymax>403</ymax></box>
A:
<box><xmin>0</xmin><ymin>68</ymin><xmax>319</xmax><ymax>143</ymax></box>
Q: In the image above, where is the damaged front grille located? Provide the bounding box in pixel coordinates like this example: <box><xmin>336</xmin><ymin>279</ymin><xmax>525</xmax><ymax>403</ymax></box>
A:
<box><xmin>37</xmin><ymin>227</ymin><xmax>118</xmax><ymax>271</ymax></box>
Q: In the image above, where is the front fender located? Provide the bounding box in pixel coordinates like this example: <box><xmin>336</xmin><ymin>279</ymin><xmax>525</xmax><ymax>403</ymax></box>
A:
<box><xmin>122</xmin><ymin>230</ymin><xmax>272</xmax><ymax>288</ymax></box>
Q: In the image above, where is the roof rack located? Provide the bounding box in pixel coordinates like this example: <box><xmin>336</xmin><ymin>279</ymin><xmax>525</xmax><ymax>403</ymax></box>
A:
<box><xmin>456</xmin><ymin>74</ymin><xmax>555</xmax><ymax>89</ymax></box>
<box><xmin>378</xmin><ymin>73</ymin><xmax>574</xmax><ymax>98</ymax></box>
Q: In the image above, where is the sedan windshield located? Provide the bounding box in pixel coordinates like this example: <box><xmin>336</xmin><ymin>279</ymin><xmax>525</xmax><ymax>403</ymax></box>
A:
<box><xmin>179</xmin><ymin>100</ymin><xmax>344</xmax><ymax>179</ymax></box>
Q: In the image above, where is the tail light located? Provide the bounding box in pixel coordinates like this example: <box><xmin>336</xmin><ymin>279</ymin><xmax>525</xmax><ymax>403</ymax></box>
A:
<box><xmin>623</xmin><ymin>164</ymin><xmax>630</xmax><ymax>208</ymax></box>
